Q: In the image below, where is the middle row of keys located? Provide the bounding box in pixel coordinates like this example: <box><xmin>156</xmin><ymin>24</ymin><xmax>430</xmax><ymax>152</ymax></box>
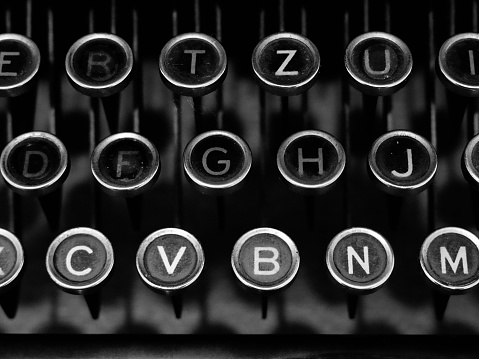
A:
<box><xmin>0</xmin><ymin>225</ymin><xmax>478</xmax><ymax>319</ymax></box>
<box><xmin>0</xmin><ymin>129</ymin><xmax>447</xmax><ymax>200</ymax></box>
<box><xmin>5</xmin><ymin>30</ymin><xmax>479</xmax><ymax>101</ymax></box>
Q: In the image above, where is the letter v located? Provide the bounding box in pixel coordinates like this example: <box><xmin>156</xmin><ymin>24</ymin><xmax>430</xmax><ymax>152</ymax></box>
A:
<box><xmin>158</xmin><ymin>246</ymin><xmax>186</xmax><ymax>274</ymax></box>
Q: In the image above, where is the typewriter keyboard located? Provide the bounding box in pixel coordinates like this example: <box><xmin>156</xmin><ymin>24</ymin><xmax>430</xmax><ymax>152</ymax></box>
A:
<box><xmin>2</xmin><ymin>0</ymin><xmax>479</xmax><ymax>341</ymax></box>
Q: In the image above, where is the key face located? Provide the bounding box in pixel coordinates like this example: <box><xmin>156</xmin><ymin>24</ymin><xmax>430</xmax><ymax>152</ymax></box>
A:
<box><xmin>345</xmin><ymin>32</ymin><xmax>412</xmax><ymax>96</ymax></box>
<box><xmin>420</xmin><ymin>227</ymin><xmax>479</xmax><ymax>293</ymax></box>
<box><xmin>46</xmin><ymin>227</ymin><xmax>114</xmax><ymax>295</ymax></box>
<box><xmin>159</xmin><ymin>33</ymin><xmax>227</xmax><ymax>97</ymax></box>
<box><xmin>65</xmin><ymin>33</ymin><xmax>134</xmax><ymax>97</ymax></box>
<box><xmin>437</xmin><ymin>33</ymin><xmax>479</xmax><ymax>97</ymax></box>
<box><xmin>183</xmin><ymin>130</ymin><xmax>252</xmax><ymax>195</ymax></box>
<box><xmin>91</xmin><ymin>132</ymin><xmax>160</xmax><ymax>197</ymax></box>
<box><xmin>0</xmin><ymin>34</ymin><xmax>40</xmax><ymax>97</ymax></box>
<box><xmin>136</xmin><ymin>228</ymin><xmax>204</xmax><ymax>293</ymax></box>
<box><xmin>277</xmin><ymin>130</ymin><xmax>345</xmax><ymax>194</ymax></box>
<box><xmin>326</xmin><ymin>228</ymin><xmax>394</xmax><ymax>293</ymax></box>
<box><xmin>252</xmin><ymin>32</ymin><xmax>320</xmax><ymax>96</ymax></box>
<box><xmin>0</xmin><ymin>131</ymin><xmax>70</xmax><ymax>196</ymax></box>
<box><xmin>0</xmin><ymin>229</ymin><xmax>23</xmax><ymax>292</ymax></box>
<box><xmin>368</xmin><ymin>130</ymin><xmax>437</xmax><ymax>196</ymax></box>
<box><xmin>231</xmin><ymin>228</ymin><xmax>300</xmax><ymax>292</ymax></box>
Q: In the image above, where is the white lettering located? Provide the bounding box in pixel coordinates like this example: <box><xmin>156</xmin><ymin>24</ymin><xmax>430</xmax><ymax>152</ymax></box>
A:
<box><xmin>298</xmin><ymin>148</ymin><xmax>323</xmax><ymax>176</ymax></box>
<box><xmin>254</xmin><ymin>247</ymin><xmax>280</xmax><ymax>275</ymax></box>
<box><xmin>23</xmin><ymin>150</ymin><xmax>48</xmax><ymax>178</ymax></box>
<box><xmin>184</xmin><ymin>49</ymin><xmax>206</xmax><ymax>74</ymax></box>
<box><xmin>87</xmin><ymin>51</ymin><xmax>113</xmax><ymax>81</ymax></box>
<box><xmin>66</xmin><ymin>246</ymin><xmax>93</xmax><ymax>276</ymax></box>
<box><xmin>0</xmin><ymin>52</ymin><xmax>20</xmax><ymax>76</ymax></box>
<box><xmin>116</xmin><ymin>151</ymin><xmax>140</xmax><ymax>178</ymax></box>
<box><xmin>440</xmin><ymin>246</ymin><xmax>469</xmax><ymax>274</ymax></box>
<box><xmin>391</xmin><ymin>148</ymin><xmax>413</xmax><ymax>178</ymax></box>
<box><xmin>0</xmin><ymin>247</ymin><xmax>4</xmax><ymax>276</ymax></box>
<box><xmin>202</xmin><ymin>147</ymin><xmax>230</xmax><ymax>176</ymax></box>
<box><xmin>347</xmin><ymin>246</ymin><xmax>370</xmax><ymax>274</ymax></box>
<box><xmin>157</xmin><ymin>246</ymin><xmax>186</xmax><ymax>275</ymax></box>
<box><xmin>275</xmin><ymin>50</ymin><xmax>299</xmax><ymax>76</ymax></box>
<box><xmin>364</xmin><ymin>48</ymin><xmax>391</xmax><ymax>76</ymax></box>
<box><xmin>470</xmin><ymin>50</ymin><xmax>476</xmax><ymax>75</ymax></box>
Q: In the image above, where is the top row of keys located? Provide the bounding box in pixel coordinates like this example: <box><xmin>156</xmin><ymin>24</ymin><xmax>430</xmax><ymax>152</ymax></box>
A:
<box><xmin>0</xmin><ymin>31</ymin><xmax>479</xmax><ymax>98</ymax></box>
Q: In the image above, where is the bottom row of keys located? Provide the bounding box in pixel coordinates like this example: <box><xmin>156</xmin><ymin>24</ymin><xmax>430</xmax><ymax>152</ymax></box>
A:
<box><xmin>0</xmin><ymin>226</ymin><xmax>478</xmax><ymax>319</ymax></box>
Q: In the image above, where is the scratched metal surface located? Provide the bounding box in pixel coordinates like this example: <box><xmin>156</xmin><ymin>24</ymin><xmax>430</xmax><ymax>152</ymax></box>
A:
<box><xmin>0</xmin><ymin>0</ymin><xmax>478</xmax><ymax>343</ymax></box>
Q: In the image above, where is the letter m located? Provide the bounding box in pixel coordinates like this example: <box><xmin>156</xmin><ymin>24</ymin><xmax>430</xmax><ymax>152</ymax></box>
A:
<box><xmin>440</xmin><ymin>246</ymin><xmax>468</xmax><ymax>274</ymax></box>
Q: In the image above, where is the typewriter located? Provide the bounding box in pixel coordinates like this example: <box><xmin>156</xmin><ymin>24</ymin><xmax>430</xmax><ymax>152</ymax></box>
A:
<box><xmin>0</xmin><ymin>0</ymin><xmax>479</xmax><ymax>357</ymax></box>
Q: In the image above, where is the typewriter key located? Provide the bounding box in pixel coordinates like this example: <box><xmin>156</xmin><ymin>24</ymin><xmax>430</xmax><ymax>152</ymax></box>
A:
<box><xmin>0</xmin><ymin>131</ymin><xmax>70</xmax><ymax>197</ymax></box>
<box><xmin>345</xmin><ymin>32</ymin><xmax>412</xmax><ymax>96</ymax></box>
<box><xmin>326</xmin><ymin>227</ymin><xmax>394</xmax><ymax>318</ymax></box>
<box><xmin>252</xmin><ymin>32</ymin><xmax>320</xmax><ymax>96</ymax></box>
<box><xmin>0</xmin><ymin>34</ymin><xmax>40</xmax><ymax>97</ymax></box>
<box><xmin>437</xmin><ymin>33</ymin><xmax>479</xmax><ymax>97</ymax></box>
<box><xmin>231</xmin><ymin>228</ymin><xmax>300</xmax><ymax>318</ymax></box>
<box><xmin>91</xmin><ymin>132</ymin><xmax>160</xmax><ymax>197</ymax></box>
<box><xmin>420</xmin><ymin>227</ymin><xmax>479</xmax><ymax>320</ymax></box>
<box><xmin>183</xmin><ymin>130</ymin><xmax>252</xmax><ymax>195</ymax></box>
<box><xmin>368</xmin><ymin>130</ymin><xmax>437</xmax><ymax>196</ymax></box>
<box><xmin>46</xmin><ymin>227</ymin><xmax>114</xmax><ymax>319</ymax></box>
<box><xmin>159</xmin><ymin>33</ymin><xmax>227</xmax><ymax>97</ymax></box>
<box><xmin>277</xmin><ymin>130</ymin><xmax>345</xmax><ymax>194</ymax></box>
<box><xmin>0</xmin><ymin>228</ymin><xmax>24</xmax><ymax>318</ymax></box>
<box><xmin>462</xmin><ymin>133</ymin><xmax>479</xmax><ymax>191</ymax></box>
<box><xmin>136</xmin><ymin>228</ymin><xmax>205</xmax><ymax>318</ymax></box>
<box><xmin>66</xmin><ymin>33</ymin><xmax>133</xmax><ymax>132</ymax></box>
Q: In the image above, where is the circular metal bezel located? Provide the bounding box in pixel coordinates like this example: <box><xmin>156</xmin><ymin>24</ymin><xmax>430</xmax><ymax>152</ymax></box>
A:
<box><xmin>368</xmin><ymin>130</ymin><xmax>437</xmax><ymax>196</ymax></box>
<box><xmin>0</xmin><ymin>33</ymin><xmax>40</xmax><ymax>97</ymax></box>
<box><xmin>231</xmin><ymin>227</ymin><xmax>300</xmax><ymax>292</ymax></box>
<box><xmin>0</xmin><ymin>131</ymin><xmax>70</xmax><ymax>196</ymax></box>
<box><xmin>136</xmin><ymin>228</ymin><xmax>205</xmax><ymax>293</ymax></box>
<box><xmin>463</xmin><ymin>133</ymin><xmax>479</xmax><ymax>190</ymax></box>
<box><xmin>159</xmin><ymin>32</ymin><xmax>227</xmax><ymax>97</ymax></box>
<box><xmin>65</xmin><ymin>33</ymin><xmax>134</xmax><ymax>97</ymax></box>
<box><xmin>326</xmin><ymin>227</ymin><xmax>394</xmax><ymax>293</ymax></box>
<box><xmin>437</xmin><ymin>33</ymin><xmax>479</xmax><ymax>97</ymax></box>
<box><xmin>277</xmin><ymin>130</ymin><xmax>346</xmax><ymax>194</ymax></box>
<box><xmin>0</xmin><ymin>228</ymin><xmax>24</xmax><ymax>291</ymax></box>
<box><xmin>345</xmin><ymin>31</ymin><xmax>413</xmax><ymax>96</ymax></box>
<box><xmin>183</xmin><ymin>130</ymin><xmax>252</xmax><ymax>195</ymax></box>
<box><xmin>91</xmin><ymin>132</ymin><xmax>160</xmax><ymax>197</ymax></box>
<box><xmin>252</xmin><ymin>32</ymin><xmax>320</xmax><ymax>96</ymax></box>
<box><xmin>420</xmin><ymin>227</ymin><xmax>479</xmax><ymax>293</ymax></box>
<box><xmin>46</xmin><ymin>227</ymin><xmax>114</xmax><ymax>295</ymax></box>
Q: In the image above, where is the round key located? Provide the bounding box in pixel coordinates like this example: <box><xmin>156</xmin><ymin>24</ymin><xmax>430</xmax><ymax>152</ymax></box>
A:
<box><xmin>65</xmin><ymin>33</ymin><xmax>133</xmax><ymax>97</ymax></box>
<box><xmin>183</xmin><ymin>130</ymin><xmax>252</xmax><ymax>195</ymax></box>
<box><xmin>0</xmin><ymin>34</ymin><xmax>40</xmax><ymax>97</ymax></box>
<box><xmin>136</xmin><ymin>228</ymin><xmax>204</xmax><ymax>294</ymax></box>
<box><xmin>46</xmin><ymin>227</ymin><xmax>114</xmax><ymax>295</ymax></box>
<box><xmin>0</xmin><ymin>131</ymin><xmax>70</xmax><ymax>196</ymax></box>
<box><xmin>462</xmin><ymin>133</ymin><xmax>479</xmax><ymax>191</ymax></box>
<box><xmin>368</xmin><ymin>130</ymin><xmax>437</xmax><ymax>196</ymax></box>
<box><xmin>159</xmin><ymin>33</ymin><xmax>227</xmax><ymax>97</ymax></box>
<box><xmin>231</xmin><ymin>228</ymin><xmax>300</xmax><ymax>293</ymax></box>
<box><xmin>326</xmin><ymin>227</ymin><xmax>394</xmax><ymax>294</ymax></box>
<box><xmin>277</xmin><ymin>130</ymin><xmax>346</xmax><ymax>194</ymax></box>
<box><xmin>252</xmin><ymin>32</ymin><xmax>320</xmax><ymax>96</ymax></box>
<box><xmin>0</xmin><ymin>228</ymin><xmax>24</xmax><ymax>293</ymax></box>
<box><xmin>345</xmin><ymin>32</ymin><xmax>412</xmax><ymax>96</ymax></box>
<box><xmin>420</xmin><ymin>227</ymin><xmax>479</xmax><ymax>293</ymax></box>
<box><xmin>437</xmin><ymin>33</ymin><xmax>479</xmax><ymax>97</ymax></box>
<box><xmin>91</xmin><ymin>132</ymin><xmax>160</xmax><ymax>197</ymax></box>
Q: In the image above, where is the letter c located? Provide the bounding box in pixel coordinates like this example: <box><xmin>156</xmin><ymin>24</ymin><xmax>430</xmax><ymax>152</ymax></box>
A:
<box><xmin>66</xmin><ymin>245</ymin><xmax>93</xmax><ymax>276</ymax></box>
